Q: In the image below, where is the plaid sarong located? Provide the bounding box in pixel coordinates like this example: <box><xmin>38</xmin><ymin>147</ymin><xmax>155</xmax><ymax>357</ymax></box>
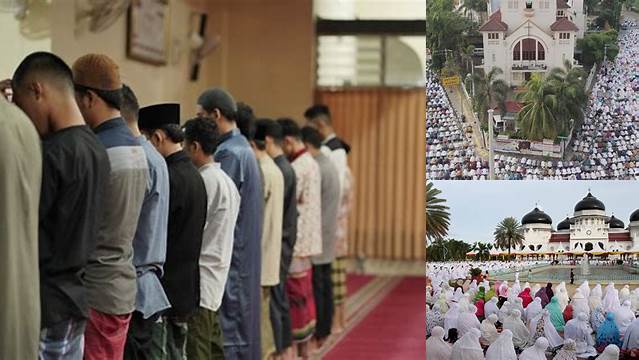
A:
<box><xmin>331</xmin><ymin>257</ymin><xmax>347</xmax><ymax>305</ymax></box>
<box><xmin>39</xmin><ymin>318</ymin><xmax>86</xmax><ymax>360</ymax></box>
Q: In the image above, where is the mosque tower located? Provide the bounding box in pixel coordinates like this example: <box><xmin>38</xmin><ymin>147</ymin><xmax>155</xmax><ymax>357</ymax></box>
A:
<box><xmin>521</xmin><ymin>206</ymin><xmax>553</xmax><ymax>254</ymax></box>
<box><xmin>570</xmin><ymin>192</ymin><xmax>609</xmax><ymax>252</ymax></box>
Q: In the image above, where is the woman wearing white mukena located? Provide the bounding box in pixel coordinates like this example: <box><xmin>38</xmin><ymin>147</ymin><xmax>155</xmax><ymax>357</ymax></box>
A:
<box><xmin>426</xmin><ymin>326</ymin><xmax>452</xmax><ymax>360</ymax></box>
<box><xmin>485</xmin><ymin>330</ymin><xmax>517</xmax><ymax>360</ymax></box>
<box><xmin>450</xmin><ymin>328</ymin><xmax>485</xmax><ymax>360</ymax></box>
<box><xmin>519</xmin><ymin>337</ymin><xmax>550</xmax><ymax>360</ymax></box>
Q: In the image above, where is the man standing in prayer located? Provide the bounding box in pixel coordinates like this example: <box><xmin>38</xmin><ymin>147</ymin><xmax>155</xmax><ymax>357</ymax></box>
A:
<box><xmin>0</xmin><ymin>94</ymin><xmax>41</xmax><ymax>360</ymax></box>
<box><xmin>182</xmin><ymin>117</ymin><xmax>241</xmax><ymax>359</ymax></box>
<box><xmin>197</xmin><ymin>88</ymin><xmax>264</xmax><ymax>359</ymax></box>
<box><xmin>250</xmin><ymin>116</ymin><xmax>285</xmax><ymax>359</ymax></box>
<box><xmin>255</xmin><ymin>119</ymin><xmax>298</xmax><ymax>359</ymax></box>
<box><xmin>301</xmin><ymin>126</ymin><xmax>341</xmax><ymax>348</ymax></box>
<box><xmin>11</xmin><ymin>52</ymin><xmax>111</xmax><ymax>360</ymax></box>
<box><xmin>120</xmin><ymin>86</ymin><xmax>171</xmax><ymax>359</ymax></box>
<box><xmin>138</xmin><ymin>103</ymin><xmax>207</xmax><ymax>359</ymax></box>
<box><xmin>304</xmin><ymin>105</ymin><xmax>352</xmax><ymax>332</ymax></box>
<box><xmin>304</xmin><ymin>105</ymin><xmax>350</xmax><ymax>186</ymax></box>
<box><xmin>278</xmin><ymin>118</ymin><xmax>323</xmax><ymax>358</ymax></box>
<box><xmin>72</xmin><ymin>54</ymin><xmax>147</xmax><ymax>359</ymax></box>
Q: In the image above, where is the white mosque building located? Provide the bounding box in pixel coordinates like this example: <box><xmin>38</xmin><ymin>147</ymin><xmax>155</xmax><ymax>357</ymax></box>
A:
<box><xmin>516</xmin><ymin>192</ymin><xmax>639</xmax><ymax>257</ymax></box>
<box><xmin>478</xmin><ymin>0</ymin><xmax>586</xmax><ymax>85</ymax></box>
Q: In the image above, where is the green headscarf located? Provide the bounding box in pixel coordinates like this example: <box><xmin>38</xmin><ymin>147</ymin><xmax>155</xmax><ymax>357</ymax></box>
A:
<box><xmin>546</xmin><ymin>296</ymin><xmax>565</xmax><ymax>332</ymax></box>
<box><xmin>485</xmin><ymin>287</ymin><xmax>497</xmax><ymax>302</ymax></box>
<box><xmin>474</xmin><ymin>286</ymin><xmax>486</xmax><ymax>302</ymax></box>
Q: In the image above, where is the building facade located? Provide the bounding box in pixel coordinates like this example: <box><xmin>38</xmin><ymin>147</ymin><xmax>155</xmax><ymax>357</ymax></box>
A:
<box><xmin>479</xmin><ymin>0</ymin><xmax>585</xmax><ymax>86</ymax></box>
<box><xmin>518</xmin><ymin>192</ymin><xmax>639</xmax><ymax>256</ymax></box>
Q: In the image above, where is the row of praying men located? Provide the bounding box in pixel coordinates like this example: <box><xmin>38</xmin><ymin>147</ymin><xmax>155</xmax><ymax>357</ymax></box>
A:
<box><xmin>0</xmin><ymin>51</ymin><xmax>353</xmax><ymax>360</ymax></box>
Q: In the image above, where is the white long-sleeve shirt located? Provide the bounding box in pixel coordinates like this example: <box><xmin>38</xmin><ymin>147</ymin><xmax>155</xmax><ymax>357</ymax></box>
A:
<box><xmin>198</xmin><ymin>162</ymin><xmax>241</xmax><ymax>312</ymax></box>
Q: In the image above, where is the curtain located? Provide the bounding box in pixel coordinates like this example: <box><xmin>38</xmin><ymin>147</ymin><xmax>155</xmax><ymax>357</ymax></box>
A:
<box><xmin>315</xmin><ymin>87</ymin><xmax>426</xmax><ymax>261</ymax></box>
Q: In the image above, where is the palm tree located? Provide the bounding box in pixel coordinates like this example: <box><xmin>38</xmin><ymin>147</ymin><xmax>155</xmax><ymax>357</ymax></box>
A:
<box><xmin>473</xmin><ymin>67</ymin><xmax>509</xmax><ymax>124</ymax></box>
<box><xmin>426</xmin><ymin>182</ymin><xmax>450</xmax><ymax>245</ymax></box>
<box><xmin>494</xmin><ymin>217</ymin><xmax>525</xmax><ymax>259</ymax></box>
<box><xmin>426</xmin><ymin>239</ymin><xmax>449</xmax><ymax>262</ymax></box>
<box><xmin>460</xmin><ymin>44</ymin><xmax>475</xmax><ymax>76</ymax></box>
<box><xmin>473</xmin><ymin>242</ymin><xmax>492</xmax><ymax>261</ymax></box>
<box><xmin>516</xmin><ymin>73</ymin><xmax>558</xmax><ymax>141</ymax></box>
<box><xmin>547</xmin><ymin>60</ymin><xmax>587</xmax><ymax>135</ymax></box>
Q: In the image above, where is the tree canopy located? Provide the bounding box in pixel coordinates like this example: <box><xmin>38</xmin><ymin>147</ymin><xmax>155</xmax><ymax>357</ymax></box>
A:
<box><xmin>426</xmin><ymin>0</ymin><xmax>479</xmax><ymax>70</ymax></box>
<box><xmin>577</xmin><ymin>30</ymin><xmax>619</xmax><ymax>67</ymax></box>
<box><xmin>494</xmin><ymin>217</ymin><xmax>525</xmax><ymax>258</ymax></box>
<box><xmin>426</xmin><ymin>182</ymin><xmax>451</xmax><ymax>243</ymax></box>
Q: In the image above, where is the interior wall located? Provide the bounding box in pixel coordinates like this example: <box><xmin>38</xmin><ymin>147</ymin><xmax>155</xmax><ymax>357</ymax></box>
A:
<box><xmin>48</xmin><ymin>0</ymin><xmax>314</xmax><ymax>121</ymax></box>
<box><xmin>316</xmin><ymin>88</ymin><xmax>426</xmax><ymax>261</ymax></box>
<box><xmin>50</xmin><ymin>0</ymin><xmax>211</xmax><ymax>120</ymax></box>
<box><xmin>0</xmin><ymin>11</ymin><xmax>51</xmax><ymax>79</ymax></box>
<box><xmin>203</xmin><ymin>0</ymin><xmax>315</xmax><ymax>120</ymax></box>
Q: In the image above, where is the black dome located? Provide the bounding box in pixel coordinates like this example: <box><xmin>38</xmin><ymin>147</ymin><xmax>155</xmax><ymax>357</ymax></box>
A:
<box><xmin>557</xmin><ymin>217</ymin><xmax>571</xmax><ymax>230</ymax></box>
<box><xmin>574</xmin><ymin>192</ymin><xmax>606</xmax><ymax>212</ymax></box>
<box><xmin>630</xmin><ymin>209</ymin><xmax>639</xmax><ymax>222</ymax></box>
<box><xmin>522</xmin><ymin>207</ymin><xmax>553</xmax><ymax>225</ymax></box>
<box><xmin>607</xmin><ymin>215</ymin><xmax>625</xmax><ymax>229</ymax></box>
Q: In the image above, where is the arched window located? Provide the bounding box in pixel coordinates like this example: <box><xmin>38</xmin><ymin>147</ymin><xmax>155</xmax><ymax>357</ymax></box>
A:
<box><xmin>512</xmin><ymin>38</ymin><xmax>546</xmax><ymax>61</ymax></box>
<box><xmin>522</xmin><ymin>39</ymin><xmax>536</xmax><ymax>60</ymax></box>
<box><xmin>585</xmin><ymin>243</ymin><xmax>593</xmax><ymax>251</ymax></box>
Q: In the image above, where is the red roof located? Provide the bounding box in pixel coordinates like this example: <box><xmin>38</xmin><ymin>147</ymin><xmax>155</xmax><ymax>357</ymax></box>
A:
<box><xmin>479</xmin><ymin>10</ymin><xmax>508</xmax><ymax>32</ymax></box>
<box><xmin>494</xmin><ymin>101</ymin><xmax>523</xmax><ymax>114</ymax></box>
<box><xmin>550</xmin><ymin>18</ymin><xmax>579</xmax><ymax>31</ymax></box>
<box><xmin>609</xmin><ymin>232</ymin><xmax>631</xmax><ymax>242</ymax></box>
<box><xmin>556</xmin><ymin>0</ymin><xmax>570</xmax><ymax>9</ymax></box>
<box><xmin>549</xmin><ymin>233</ymin><xmax>571</xmax><ymax>242</ymax></box>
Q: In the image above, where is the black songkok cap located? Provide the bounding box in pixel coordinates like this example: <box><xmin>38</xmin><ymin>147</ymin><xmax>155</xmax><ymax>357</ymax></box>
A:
<box><xmin>138</xmin><ymin>103</ymin><xmax>180</xmax><ymax>131</ymax></box>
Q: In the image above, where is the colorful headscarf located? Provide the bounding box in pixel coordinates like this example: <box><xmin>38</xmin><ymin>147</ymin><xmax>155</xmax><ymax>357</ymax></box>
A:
<box><xmin>547</xmin><ymin>296</ymin><xmax>566</xmax><ymax>332</ymax></box>
<box><xmin>596</xmin><ymin>312</ymin><xmax>622</xmax><ymax>352</ymax></box>
<box><xmin>563</xmin><ymin>304</ymin><xmax>574</xmax><ymax>323</ymax></box>
<box><xmin>535</xmin><ymin>287</ymin><xmax>550</xmax><ymax>308</ymax></box>
<box><xmin>474</xmin><ymin>286</ymin><xmax>486</xmax><ymax>302</ymax></box>
<box><xmin>519</xmin><ymin>287</ymin><xmax>533</xmax><ymax>308</ymax></box>
<box><xmin>485</xmin><ymin>287</ymin><xmax>497</xmax><ymax>302</ymax></box>
<box><xmin>591</xmin><ymin>305</ymin><xmax>606</xmax><ymax>332</ymax></box>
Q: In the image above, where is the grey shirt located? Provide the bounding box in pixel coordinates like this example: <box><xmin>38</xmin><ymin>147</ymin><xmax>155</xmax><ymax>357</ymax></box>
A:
<box><xmin>311</xmin><ymin>152</ymin><xmax>341</xmax><ymax>265</ymax></box>
<box><xmin>87</xmin><ymin>118</ymin><xmax>148</xmax><ymax>315</ymax></box>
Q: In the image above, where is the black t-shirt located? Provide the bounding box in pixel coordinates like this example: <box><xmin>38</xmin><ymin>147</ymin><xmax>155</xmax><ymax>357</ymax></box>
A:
<box><xmin>39</xmin><ymin>125</ymin><xmax>110</xmax><ymax>328</ymax></box>
<box><xmin>161</xmin><ymin>150</ymin><xmax>207</xmax><ymax>318</ymax></box>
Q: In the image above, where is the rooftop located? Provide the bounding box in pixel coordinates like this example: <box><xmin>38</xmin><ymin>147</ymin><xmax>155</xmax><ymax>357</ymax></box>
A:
<box><xmin>550</xmin><ymin>18</ymin><xmax>579</xmax><ymax>31</ymax></box>
<box><xmin>479</xmin><ymin>9</ymin><xmax>509</xmax><ymax>32</ymax></box>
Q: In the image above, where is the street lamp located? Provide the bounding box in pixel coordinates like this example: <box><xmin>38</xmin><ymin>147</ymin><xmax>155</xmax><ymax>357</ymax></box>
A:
<box><xmin>488</xmin><ymin>108</ymin><xmax>495</xmax><ymax>180</ymax></box>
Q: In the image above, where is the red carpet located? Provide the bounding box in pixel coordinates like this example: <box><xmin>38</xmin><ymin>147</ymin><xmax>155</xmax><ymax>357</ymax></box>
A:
<box><xmin>324</xmin><ymin>277</ymin><xmax>425</xmax><ymax>359</ymax></box>
<box><xmin>346</xmin><ymin>273</ymin><xmax>375</xmax><ymax>296</ymax></box>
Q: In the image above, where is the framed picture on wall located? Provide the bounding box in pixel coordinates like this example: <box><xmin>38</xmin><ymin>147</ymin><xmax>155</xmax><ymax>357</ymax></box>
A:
<box><xmin>127</xmin><ymin>0</ymin><xmax>170</xmax><ymax>65</ymax></box>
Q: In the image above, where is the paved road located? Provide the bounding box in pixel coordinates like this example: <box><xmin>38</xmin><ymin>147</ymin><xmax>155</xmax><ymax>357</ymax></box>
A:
<box><xmin>444</xmin><ymin>84</ymin><xmax>489</xmax><ymax>159</ymax></box>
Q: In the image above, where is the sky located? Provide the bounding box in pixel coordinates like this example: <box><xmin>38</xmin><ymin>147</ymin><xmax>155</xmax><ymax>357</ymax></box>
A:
<box><xmin>431</xmin><ymin>181</ymin><xmax>639</xmax><ymax>244</ymax></box>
